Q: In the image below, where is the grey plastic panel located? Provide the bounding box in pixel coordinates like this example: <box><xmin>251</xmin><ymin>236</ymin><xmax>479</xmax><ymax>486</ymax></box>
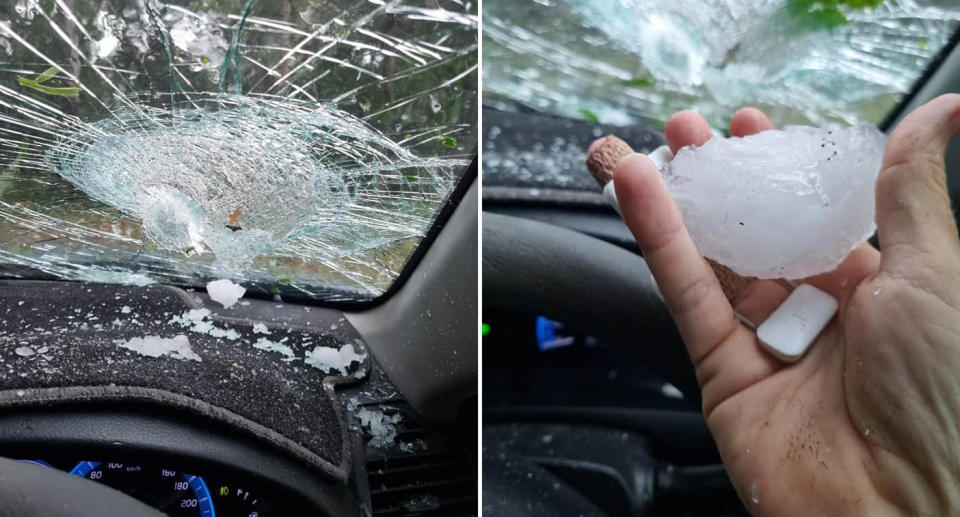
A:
<box><xmin>0</xmin><ymin>456</ymin><xmax>163</xmax><ymax>517</ymax></box>
<box><xmin>883</xmin><ymin>38</ymin><xmax>960</xmax><ymax>213</ymax></box>
<box><xmin>345</xmin><ymin>180</ymin><xmax>478</xmax><ymax>423</ymax></box>
<box><xmin>481</xmin><ymin>211</ymin><xmax>700</xmax><ymax>404</ymax></box>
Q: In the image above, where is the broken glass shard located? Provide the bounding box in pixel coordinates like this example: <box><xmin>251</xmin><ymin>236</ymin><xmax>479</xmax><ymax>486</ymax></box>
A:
<box><xmin>664</xmin><ymin>125</ymin><xmax>885</xmax><ymax>279</ymax></box>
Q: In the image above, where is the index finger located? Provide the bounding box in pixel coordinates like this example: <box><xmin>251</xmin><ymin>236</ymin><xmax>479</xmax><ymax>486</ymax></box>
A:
<box><xmin>613</xmin><ymin>153</ymin><xmax>740</xmax><ymax>364</ymax></box>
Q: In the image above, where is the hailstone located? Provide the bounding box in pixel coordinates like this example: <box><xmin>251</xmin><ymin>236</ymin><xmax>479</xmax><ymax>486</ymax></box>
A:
<box><xmin>664</xmin><ymin>125</ymin><xmax>886</xmax><ymax>279</ymax></box>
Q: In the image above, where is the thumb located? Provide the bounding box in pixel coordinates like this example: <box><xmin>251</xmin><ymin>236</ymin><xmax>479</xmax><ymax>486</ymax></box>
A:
<box><xmin>876</xmin><ymin>94</ymin><xmax>960</xmax><ymax>273</ymax></box>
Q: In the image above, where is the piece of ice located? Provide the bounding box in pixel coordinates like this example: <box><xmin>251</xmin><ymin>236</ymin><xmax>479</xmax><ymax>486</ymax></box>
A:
<box><xmin>304</xmin><ymin>344</ymin><xmax>366</xmax><ymax>375</ymax></box>
<box><xmin>168</xmin><ymin>308</ymin><xmax>239</xmax><ymax>340</ymax></box>
<box><xmin>252</xmin><ymin>323</ymin><xmax>271</xmax><ymax>335</ymax></box>
<box><xmin>252</xmin><ymin>338</ymin><xmax>295</xmax><ymax>361</ymax></box>
<box><xmin>14</xmin><ymin>346</ymin><xmax>33</xmax><ymax>357</ymax></box>
<box><xmin>206</xmin><ymin>279</ymin><xmax>245</xmax><ymax>309</ymax></box>
<box><xmin>355</xmin><ymin>407</ymin><xmax>401</xmax><ymax>448</ymax></box>
<box><xmin>115</xmin><ymin>335</ymin><xmax>200</xmax><ymax>362</ymax></box>
<box><xmin>170</xmin><ymin>308</ymin><xmax>212</xmax><ymax>327</ymax></box>
<box><xmin>664</xmin><ymin>125</ymin><xmax>885</xmax><ymax>279</ymax></box>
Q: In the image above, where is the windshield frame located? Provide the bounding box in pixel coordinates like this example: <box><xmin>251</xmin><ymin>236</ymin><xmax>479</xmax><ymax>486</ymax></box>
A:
<box><xmin>879</xmin><ymin>24</ymin><xmax>960</xmax><ymax>132</ymax></box>
<box><xmin>327</xmin><ymin>153</ymin><xmax>477</xmax><ymax>311</ymax></box>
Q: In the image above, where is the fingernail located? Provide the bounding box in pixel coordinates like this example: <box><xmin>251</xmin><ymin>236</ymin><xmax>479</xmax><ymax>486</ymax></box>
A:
<box><xmin>586</xmin><ymin>135</ymin><xmax>633</xmax><ymax>185</ymax></box>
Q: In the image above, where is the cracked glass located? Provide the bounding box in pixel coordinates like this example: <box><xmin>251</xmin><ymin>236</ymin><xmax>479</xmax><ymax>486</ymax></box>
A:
<box><xmin>484</xmin><ymin>0</ymin><xmax>960</xmax><ymax>134</ymax></box>
<box><xmin>0</xmin><ymin>0</ymin><xmax>477</xmax><ymax>302</ymax></box>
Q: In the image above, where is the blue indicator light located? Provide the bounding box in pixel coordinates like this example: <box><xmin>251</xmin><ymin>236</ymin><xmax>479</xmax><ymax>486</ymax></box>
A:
<box><xmin>535</xmin><ymin>316</ymin><xmax>575</xmax><ymax>351</ymax></box>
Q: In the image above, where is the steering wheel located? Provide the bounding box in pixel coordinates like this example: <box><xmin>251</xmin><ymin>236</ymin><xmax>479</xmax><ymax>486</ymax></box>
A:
<box><xmin>0</xmin><ymin>457</ymin><xmax>161</xmax><ymax>516</ymax></box>
<box><xmin>482</xmin><ymin>211</ymin><xmax>701</xmax><ymax>409</ymax></box>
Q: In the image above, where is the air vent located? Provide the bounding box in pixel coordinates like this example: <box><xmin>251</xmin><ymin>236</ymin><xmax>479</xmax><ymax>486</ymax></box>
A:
<box><xmin>360</xmin><ymin>401</ymin><xmax>476</xmax><ymax>517</ymax></box>
<box><xmin>367</xmin><ymin>450</ymin><xmax>475</xmax><ymax>516</ymax></box>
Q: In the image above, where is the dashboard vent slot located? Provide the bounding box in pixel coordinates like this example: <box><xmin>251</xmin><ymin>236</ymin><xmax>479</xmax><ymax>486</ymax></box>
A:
<box><xmin>367</xmin><ymin>450</ymin><xmax>475</xmax><ymax>516</ymax></box>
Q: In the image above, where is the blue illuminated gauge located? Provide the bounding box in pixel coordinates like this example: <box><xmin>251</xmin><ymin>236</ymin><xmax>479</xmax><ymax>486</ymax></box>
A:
<box><xmin>70</xmin><ymin>461</ymin><xmax>215</xmax><ymax>517</ymax></box>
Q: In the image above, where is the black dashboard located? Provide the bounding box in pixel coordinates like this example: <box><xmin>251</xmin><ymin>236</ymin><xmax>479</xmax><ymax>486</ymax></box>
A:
<box><xmin>0</xmin><ymin>271</ymin><xmax>478</xmax><ymax>517</ymax></box>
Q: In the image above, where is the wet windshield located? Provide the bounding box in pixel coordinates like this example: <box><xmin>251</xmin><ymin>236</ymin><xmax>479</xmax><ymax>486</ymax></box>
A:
<box><xmin>484</xmin><ymin>0</ymin><xmax>960</xmax><ymax>129</ymax></box>
<box><xmin>0</xmin><ymin>0</ymin><xmax>477</xmax><ymax>303</ymax></box>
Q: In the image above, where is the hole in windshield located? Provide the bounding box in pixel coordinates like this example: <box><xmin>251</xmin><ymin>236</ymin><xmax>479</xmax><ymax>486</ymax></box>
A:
<box><xmin>0</xmin><ymin>0</ymin><xmax>477</xmax><ymax>303</ymax></box>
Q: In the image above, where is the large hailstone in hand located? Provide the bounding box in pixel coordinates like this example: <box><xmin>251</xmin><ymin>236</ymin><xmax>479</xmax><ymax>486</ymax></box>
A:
<box><xmin>665</xmin><ymin>125</ymin><xmax>886</xmax><ymax>279</ymax></box>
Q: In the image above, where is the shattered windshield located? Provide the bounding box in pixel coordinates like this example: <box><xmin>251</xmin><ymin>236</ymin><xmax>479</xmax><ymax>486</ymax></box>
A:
<box><xmin>484</xmin><ymin>0</ymin><xmax>960</xmax><ymax>129</ymax></box>
<box><xmin>0</xmin><ymin>0</ymin><xmax>477</xmax><ymax>303</ymax></box>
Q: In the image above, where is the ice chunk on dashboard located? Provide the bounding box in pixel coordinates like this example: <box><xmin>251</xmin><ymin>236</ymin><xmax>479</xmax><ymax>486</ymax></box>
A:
<box><xmin>206</xmin><ymin>279</ymin><xmax>245</xmax><ymax>309</ymax></box>
<box><xmin>304</xmin><ymin>344</ymin><xmax>366</xmax><ymax>375</ymax></box>
<box><xmin>356</xmin><ymin>407</ymin><xmax>401</xmax><ymax>448</ymax></box>
<box><xmin>115</xmin><ymin>335</ymin><xmax>200</xmax><ymax>362</ymax></box>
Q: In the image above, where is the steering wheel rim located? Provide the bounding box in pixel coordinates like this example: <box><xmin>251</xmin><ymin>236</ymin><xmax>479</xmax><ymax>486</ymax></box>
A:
<box><xmin>0</xmin><ymin>456</ymin><xmax>162</xmax><ymax>517</ymax></box>
<box><xmin>481</xmin><ymin>211</ymin><xmax>701</xmax><ymax>407</ymax></box>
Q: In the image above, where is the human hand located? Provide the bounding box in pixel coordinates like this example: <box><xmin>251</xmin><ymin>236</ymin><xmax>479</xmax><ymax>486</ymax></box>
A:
<box><xmin>612</xmin><ymin>95</ymin><xmax>960</xmax><ymax>516</ymax></box>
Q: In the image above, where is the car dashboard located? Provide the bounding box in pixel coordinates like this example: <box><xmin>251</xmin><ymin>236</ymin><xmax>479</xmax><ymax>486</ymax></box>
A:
<box><xmin>0</xmin><ymin>176</ymin><xmax>477</xmax><ymax>517</ymax></box>
<box><xmin>0</xmin><ymin>275</ymin><xmax>477</xmax><ymax>517</ymax></box>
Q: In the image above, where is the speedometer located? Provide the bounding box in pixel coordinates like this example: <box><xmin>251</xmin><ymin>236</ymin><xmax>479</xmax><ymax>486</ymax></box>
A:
<box><xmin>70</xmin><ymin>461</ymin><xmax>215</xmax><ymax>516</ymax></box>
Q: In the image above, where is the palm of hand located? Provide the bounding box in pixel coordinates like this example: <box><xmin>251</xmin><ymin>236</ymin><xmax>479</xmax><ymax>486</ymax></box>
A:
<box><xmin>611</xmin><ymin>96</ymin><xmax>960</xmax><ymax>516</ymax></box>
